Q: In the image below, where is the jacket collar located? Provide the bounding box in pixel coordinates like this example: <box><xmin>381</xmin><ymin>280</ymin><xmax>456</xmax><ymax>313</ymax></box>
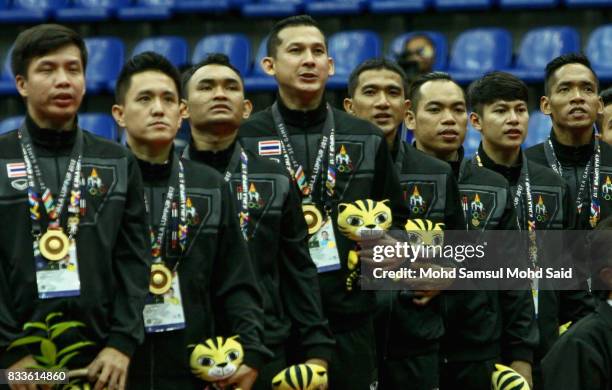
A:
<box><xmin>276</xmin><ymin>95</ymin><xmax>328</xmax><ymax>128</ymax></box>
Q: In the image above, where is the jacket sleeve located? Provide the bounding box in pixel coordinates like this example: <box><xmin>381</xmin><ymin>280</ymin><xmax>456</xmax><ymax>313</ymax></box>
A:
<box><xmin>278</xmin><ymin>178</ymin><xmax>335</xmax><ymax>362</ymax></box>
<box><xmin>444</xmin><ymin>171</ymin><xmax>466</xmax><ymax>230</ymax></box>
<box><xmin>107</xmin><ymin>154</ymin><xmax>151</xmax><ymax>358</ymax></box>
<box><xmin>372</xmin><ymin>136</ymin><xmax>410</xmax><ymax>226</ymax></box>
<box><xmin>542</xmin><ymin>332</ymin><xmax>604</xmax><ymax>390</ymax></box>
<box><xmin>212</xmin><ymin>183</ymin><xmax>272</xmax><ymax>370</ymax></box>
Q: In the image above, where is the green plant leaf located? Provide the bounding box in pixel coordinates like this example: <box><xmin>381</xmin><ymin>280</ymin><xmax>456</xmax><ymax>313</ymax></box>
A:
<box><xmin>57</xmin><ymin>341</ymin><xmax>95</xmax><ymax>358</ymax></box>
<box><xmin>50</xmin><ymin>322</ymin><xmax>85</xmax><ymax>340</ymax></box>
<box><xmin>23</xmin><ymin>322</ymin><xmax>48</xmax><ymax>332</ymax></box>
<box><xmin>45</xmin><ymin>312</ymin><xmax>63</xmax><ymax>324</ymax></box>
<box><xmin>33</xmin><ymin>355</ymin><xmax>51</xmax><ymax>366</ymax></box>
<box><xmin>57</xmin><ymin>351</ymin><xmax>79</xmax><ymax>368</ymax></box>
<box><xmin>40</xmin><ymin>339</ymin><xmax>57</xmax><ymax>365</ymax></box>
<box><xmin>7</xmin><ymin>336</ymin><xmax>45</xmax><ymax>349</ymax></box>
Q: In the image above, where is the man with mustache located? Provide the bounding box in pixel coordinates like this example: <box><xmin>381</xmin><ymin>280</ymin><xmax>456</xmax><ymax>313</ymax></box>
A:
<box><xmin>0</xmin><ymin>24</ymin><xmax>150</xmax><ymax>390</ymax></box>
<box><xmin>407</xmin><ymin>72</ymin><xmax>537</xmax><ymax>390</ymax></box>
<box><xmin>238</xmin><ymin>15</ymin><xmax>408</xmax><ymax>390</ymax></box>
<box><xmin>468</xmin><ymin>71</ymin><xmax>594</xmax><ymax>389</ymax></box>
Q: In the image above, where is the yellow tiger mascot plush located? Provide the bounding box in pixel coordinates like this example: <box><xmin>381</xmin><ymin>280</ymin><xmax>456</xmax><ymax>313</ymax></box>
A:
<box><xmin>404</xmin><ymin>218</ymin><xmax>445</xmax><ymax>247</ymax></box>
<box><xmin>271</xmin><ymin>363</ymin><xmax>328</xmax><ymax>390</ymax></box>
<box><xmin>491</xmin><ymin>363</ymin><xmax>530</xmax><ymax>390</ymax></box>
<box><xmin>337</xmin><ymin>199</ymin><xmax>392</xmax><ymax>291</ymax></box>
<box><xmin>189</xmin><ymin>335</ymin><xmax>243</xmax><ymax>384</ymax></box>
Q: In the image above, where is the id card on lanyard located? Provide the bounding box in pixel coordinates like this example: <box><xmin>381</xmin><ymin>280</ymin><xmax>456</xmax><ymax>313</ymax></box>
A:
<box><xmin>144</xmin><ymin>272</ymin><xmax>186</xmax><ymax>333</ymax></box>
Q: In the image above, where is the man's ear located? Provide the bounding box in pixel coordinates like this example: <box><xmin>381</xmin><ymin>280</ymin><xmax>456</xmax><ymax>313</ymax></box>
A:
<box><xmin>405</xmin><ymin>109</ymin><xmax>416</xmax><ymax>130</ymax></box>
<box><xmin>328</xmin><ymin>56</ymin><xmax>335</xmax><ymax>76</ymax></box>
<box><xmin>470</xmin><ymin>112</ymin><xmax>483</xmax><ymax>133</ymax></box>
<box><xmin>343</xmin><ymin>98</ymin><xmax>354</xmax><ymax>114</ymax></box>
<box><xmin>181</xmin><ymin>98</ymin><xmax>190</xmax><ymax>119</ymax></box>
<box><xmin>243</xmin><ymin>99</ymin><xmax>253</xmax><ymax>119</ymax></box>
<box><xmin>15</xmin><ymin>75</ymin><xmax>28</xmax><ymax>99</ymax></box>
<box><xmin>540</xmin><ymin>95</ymin><xmax>552</xmax><ymax>115</ymax></box>
<box><xmin>261</xmin><ymin>57</ymin><xmax>275</xmax><ymax>77</ymax></box>
<box><xmin>404</xmin><ymin>99</ymin><xmax>411</xmax><ymax>119</ymax></box>
<box><xmin>111</xmin><ymin>104</ymin><xmax>126</xmax><ymax>128</ymax></box>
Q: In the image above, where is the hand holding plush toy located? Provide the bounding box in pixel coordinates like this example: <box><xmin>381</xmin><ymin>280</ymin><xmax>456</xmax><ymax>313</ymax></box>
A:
<box><xmin>190</xmin><ymin>335</ymin><xmax>244</xmax><ymax>388</ymax></box>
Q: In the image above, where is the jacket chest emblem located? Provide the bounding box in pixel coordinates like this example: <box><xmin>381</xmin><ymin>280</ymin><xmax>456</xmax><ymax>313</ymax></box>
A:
<box><xmin>186</xmin><ymin>197</ymin><xmax>200</xmax><ymax>226</ymax></box>
<box><xmin>87</xmin><ymin>168</ymin><xmax>107</xmax><ymax>196</ymax></box>
<box><xmin>237</xmin><ymin>182</ymin><xmax>265</xmax><ymax>210</ymax></box>
<box><xmin>535</xmin><ymin>195</ymin><xmax>549</xmax><ymax>223</ymax></box>
<box><xmin>335</xmin><ymin>145</ymin><xmax>353</xmax><ymax>173</ymax></box>
<box><xmin>602</xmin><ymin>176</ymin><xmax>612</xmax><ymax>201</ymax></box>
<box><xmin>465</xmin><ymin>193</ymin><xmax>487</xmax><ymax>228</ymax></box>
<box><xmin>407</xmin><ymin>185</ymin><xmax>427</xmax><ymax>215</ymax></box>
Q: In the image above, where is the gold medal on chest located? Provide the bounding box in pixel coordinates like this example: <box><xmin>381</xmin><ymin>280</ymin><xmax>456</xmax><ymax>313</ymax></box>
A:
<box><xmin>149</xmin><ymin>263</ymin><xmax>173</xmax><ymax>295</ymax></box>
<box><xmin>39</xmin><ymin>228</ymin><xmax>70</xmax><ymax>261</ymax></box>
<box><xmin>302</xmin><ymin>203</ymin><xmax>323</xmax><ymax>235</ymax></box>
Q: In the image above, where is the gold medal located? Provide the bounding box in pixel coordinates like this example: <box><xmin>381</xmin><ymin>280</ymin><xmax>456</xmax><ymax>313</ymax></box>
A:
<box><xmin>302</xmin><ymin>203</ymin><xmax>323</xmax><ymax>235</ymax></box>
<box><xmin>149</xmin><ymin>263</ymin><xmax>173</xmax><ymax>295</ymax></box>
<box><xmin>472</xmin><ymin>218</ymin><xmax>480</xmax><ymax>227</ymax></box>
<box><xmin>39</xmin><ymin>228</ymin><xmax>70</xmax><ymax>261</ymax></box>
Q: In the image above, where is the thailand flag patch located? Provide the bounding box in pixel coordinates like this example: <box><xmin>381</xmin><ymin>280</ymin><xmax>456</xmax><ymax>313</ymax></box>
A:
<box><xmin>6</xmin><ymin>162</ymin><xmax>26</xmax><ymax>178</ymax></box>
<box><xmin>258</xmin><ymin>140</ymin><xmax>282</xmax><ymax>156</ymax></box>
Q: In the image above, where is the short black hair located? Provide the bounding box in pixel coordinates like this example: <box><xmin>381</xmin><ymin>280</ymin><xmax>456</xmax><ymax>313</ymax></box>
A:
<box><xmin>347</xmin><ymin>58</ymin><xmax>409</xmax><ymax>98</ymax></box>
<box><xmin>589</xmin><ymin>216</ymin><xmax>612</xmax><ymax>276</ymax></box>
<box><xmin>544</xmin><ymin>53</ymin><xmax>599</xmax><ymax>96</ymax></box>
<box><xmin>467</xmin><ymin>71</ymin><xmax>528</xmax><ymax>115</ymax></box>
<box><xmin>181</xmin><ymin>53</ymin><xmax>243</xmax><ymax>99</ymax></box>
<box><xmin>11</xmin><ymin>24</ymin><xmax>88</xmax><ymax>78</ymax></box>
<box><xmin>266</xmin><ymin>15</ymin><xmax>324</xmax><ymax>58</ymax></box>
<box><xmin>114</xmin><ymin>51</ymin><xmax>182</xmax><ymax>104</ymax></box>
<box><xmin>409</xmin><ymin>71</ymin><xmax>465</xmax><ymax>111</ymax></box>
<box><xmin>601</xmin><ymin>87</ymin><xmax>612</xmax><ymax>107</ymax></box>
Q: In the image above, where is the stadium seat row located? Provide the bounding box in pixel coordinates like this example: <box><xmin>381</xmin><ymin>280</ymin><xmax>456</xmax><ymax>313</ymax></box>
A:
<box><xmin>0</xmin><ymin>0</ymin><xmax>609</xmax><ymax>22</ymax></box>
<box><xmin>2</xmin><ymin>24</ymin><xmax>611</xmax><ymax>94</ymax></box>
<box><xmin>0</xmin><ymin>111</ymin><xmax>554</xmax><ymax>156</ymax></box>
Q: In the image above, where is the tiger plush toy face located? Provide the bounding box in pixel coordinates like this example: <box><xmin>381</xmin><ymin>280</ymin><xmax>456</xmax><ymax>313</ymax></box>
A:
<box><xmin>337</xmin><ymin>199</ymin><xmax>392</xmax><ymax>241</ymax></box>
<box><xmin>271</xmin><ymin>363</ymin><xmax>328</xmax><ymax>390</ymax></box>
<box><xmin>189</xmin><ymin>336</ymin><xmax>243</xmax><ymax>382</ymax></box>
<box><xmin>404</xmin><ymin>219</ymin><xmax>445</xmax><ymax>247</ymax></box>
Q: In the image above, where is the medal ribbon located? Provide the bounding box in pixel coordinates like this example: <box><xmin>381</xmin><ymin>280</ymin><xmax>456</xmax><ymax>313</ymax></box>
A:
<box><xmin>511</xmin><ymin>153</ymin><xmax>538</xmax><ymax>269</ymax></box>
<box><xmin>271</xmin><ymin>102</ymin><xmax>336</xmax><ymax>202</ymax></box>
<box><xmin>222</xmin><ymin>145</ymin><xmax>250</xmax><ymax>241</ymax></box>
<box><xmin>18</xmin><ymin>124</ymin><xmax>84</xmax><ymax>239</ymax></box>
<box><xmin>544</xmin><ymin>136</ymin><xmax>600</xmax><ymax>227</ymax></box>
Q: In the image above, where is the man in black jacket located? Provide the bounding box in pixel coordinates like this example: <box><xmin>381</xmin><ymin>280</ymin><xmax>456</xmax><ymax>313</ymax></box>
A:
<box><xmin>0</xmin><ymin>25</ymin><xmax>150</xmax><ymax>390</ymax></box>
<box><xmin>525</xmin><ymin>54</ymin><xmax>612</xmax><ymax>296</ymax></box>
<box><xmin>111</xmin><ymin>52</ymin><xmax>270</xmax><ymax>389</ymax></box>
<box><xmin>407</xmin><ymin>72</ymin><xmax>538</xmax><ymax>389</ymax></box>
<box><xmin>598</xmin><ymin>87</ymin><xmax>612</xmax><ymax>145</ymax></box>
<box><xmin>238</xmin><ymin>15</ymin><xmax>409</xmax><ymax>390</ymax></box>
<box><xmin>542</xmin><ymin>216</ymin><xmax>612</xmax><ymax>390</ymax></box>
<box><xmin>343</xmin><ymin>58</ymin><xmax>465</xmax><ymax>390</ymax></box>
<box><xmin>181</xmin><ymin>53</ymin><xmax>334</xmax><ymax>390</ymax></box>
<box><xmin>467</xmin><ymin>71</ymin><xmax>594</xmax><ymax>388</ymax></box>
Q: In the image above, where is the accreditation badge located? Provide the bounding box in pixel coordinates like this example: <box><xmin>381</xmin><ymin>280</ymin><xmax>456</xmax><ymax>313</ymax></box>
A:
<box><xmin>308</xmin><ymin>217</ymin><xmax>341</xmax><ymax>273</ymax></box>
<box><xmin>35</xmin><ymin>239</ymin><xmax>81</xmax><ymax>299</ymax></box>
<box><xmin>143</xmin><ymin>272</ymin><xmax>186</xmax><ymax>333</ymax></box>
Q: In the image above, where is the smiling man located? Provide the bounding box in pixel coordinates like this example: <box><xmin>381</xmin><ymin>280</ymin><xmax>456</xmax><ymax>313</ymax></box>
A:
<box><xmin>0</xmin><ymin>25</ymin><xmax>150</xmax><ymax>390</ymax></box>
<box><xmin>238</xmin><ymin>15</ymin><xmax>409</xmax><ymax>390</ymax></box>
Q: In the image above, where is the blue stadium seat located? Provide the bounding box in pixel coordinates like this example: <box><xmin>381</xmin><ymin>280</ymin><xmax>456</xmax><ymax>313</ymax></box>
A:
<box><xmin>499</xmin><ymin>0</ymin><xmax>558</xmax><ymax>8</ymax></box>
<box><xmin>508</xmin><ymin>26</ymin><xmax>580</xmax><ymax>83</ymax></box>
<box><xmin>244</xmin><ymin>37</ymin><xmax>278</xmax><ymax>92</ymax></box>
<box><xmin>565</xmin><ymin>0</ymin><xmax>612</xmax><ymax>7</ymax></box>
<box><xmin>434</xmin><ymin>0</ymin><xmax>493</xmax><ymax>11</ymax></box>
<box><xmin>84</xmin><ymin>38</ymin><xmax>125</xmax><ymax>94</ymax></box>
<box><xmin>79</xmin><ymin>113</ymin><xmax>117</xmax><ymax>141</ymax></box>
<box><xmin>55</xmin><ymin>0</ymin><xmax>128</xmax><ymax>22</ymax></box>
<box><xmin>117</xmin><ymin>0</ymin><xmax>173</xmax><ymax>21</ymax></box>
<box><xmin>525</xmin><ymin>111</ymin><xmax>552</xmax><ymax>148</ymax></box>
<box><xmin>327</xmin><ymin>30</ymin><xmax>382</xmax><ymax>89</ymax></box>
<box><xmin>0</xmin><ymin>0</ymin><xmax>69</xmax><ymax>23</ymax></box>
<box><xmin>586</xmin><ymin>25</ymin><xmax>612</xmax><ymax>82</ymax></box>
<box><xmin>192</xmin><ymin>34</ymin><xmax>251</xmax><ymax>76</ymax></box>
<box><xmin>242</xmin><ymin>0</ymin><xmax>304</xmax><ymax>18</ymax></box>
<box><xmin>0</xmin><ymin>0</ymin><xmax>9</xmax><ymax>8</ymax></box>
<box><xmin>464</xmin><ymin>120</ymin><xmax>480</xmax><ymax>158</ymax></box>
<box><xmin>448</xmin><ymin>28</ymin><xmax>513</xmax><ymax>84</ymax></box>
<box><xmin>0</xmin><ymin>115</ymin><xmax>24</xmax><ymax>135</ymax></box>
<box><xmin>173</xmin><ymin>0</ymin><xmax>230</xmax><ymax>13</ymax></box>
<box><xmin>369</xmin><ymin>0</ymin><xmax>431</xmax><ymax>13</ymax></box>
<box><xmin>132</xmin><ymin>36</ymin><xmax>189</xmax><ymax>69</ymax></box>
<box><xmin>388</xmin><ymin>31</ymin><xmax>448</xmax><ymax>71</ymax></box>
<box><xmin>305</xmin><ymin>0</ymin><xmax>366</xmax><ymax>15</ymax></box>
<box><xmin>0</xmin><ymin>49</ymin><xmax>17</xmax><ymax>95</ymax></box>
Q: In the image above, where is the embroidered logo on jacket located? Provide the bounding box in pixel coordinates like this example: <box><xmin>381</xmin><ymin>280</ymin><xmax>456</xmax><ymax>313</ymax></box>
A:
<box><xmin>258</xmin><ymin>140</ymin><xmax>282</xmax><ymax>156</ymax></box>
<box><xmin>335</xmin><ymin>145</ymin><xmax>353</xmax><ymax>173</ymax></box>
<box><xmin>87</xmin><ymin>168</ymin><xmax>107</xmax><ymax>196</ymax></box>
<box><xmin>6</xmin><ymin>162</ymin><xmax>26</xmax><ymax>178</ymax></box>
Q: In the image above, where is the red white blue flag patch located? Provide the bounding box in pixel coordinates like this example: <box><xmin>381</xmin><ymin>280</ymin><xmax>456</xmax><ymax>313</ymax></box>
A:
<box><xmin>258</xmin><ymin>140</ymin><xmax>282</xmax><ymax>156</ymax></box>
<box><xmin>6</xmin><ymin>162</ymin><xmax>26</xmax><ymax>178</ymax></box>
